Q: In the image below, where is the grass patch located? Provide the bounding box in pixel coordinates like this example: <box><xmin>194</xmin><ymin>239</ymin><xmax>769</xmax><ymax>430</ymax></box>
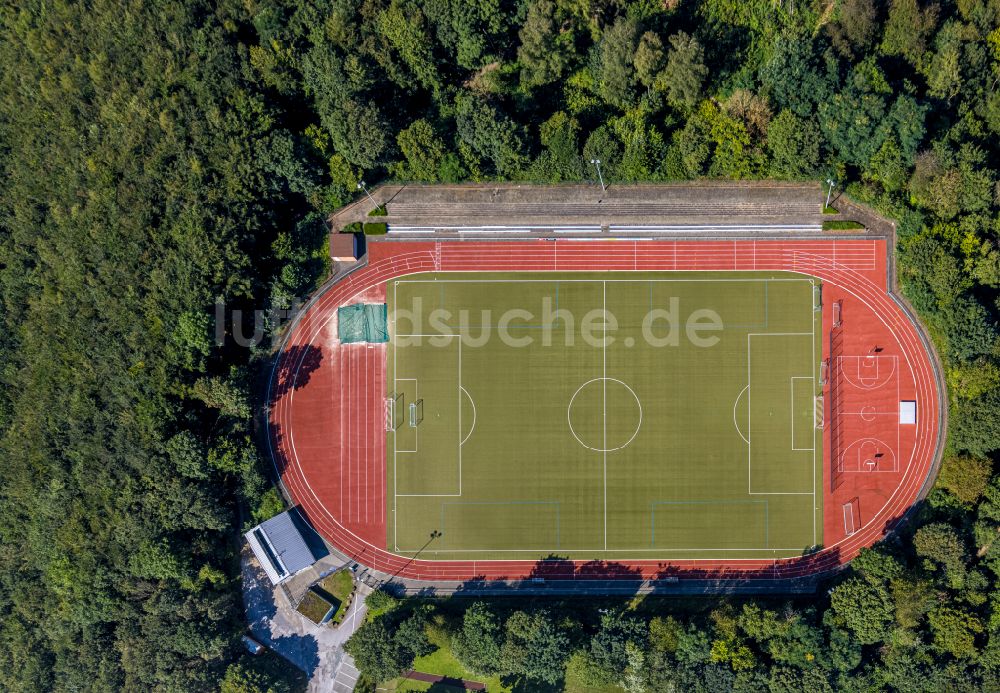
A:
<box><xmin>320</xmin><ymin>569</ymin><xmax>354</xmax><ymax>602</ymax></box>
<box><xmin>823</xmin><ymin>205</ymin><xmax>838</xmax><ymax>214</ymax></box>
<box><xmin>369</xmin><ymin>206</ymin><xmax>388</xmax><ymax>217</ymax></box>
<box><xmin>342</xmin><ymin>221</ymin><xmax>362</xmax><ymax>233</ymax></box>
<box><xmin>822</xmin><ymin>220</ymin><xmax>865</xmax><ymax>230</ymax></box>
<box><xmin>296</xmin><ymin>589</ymin><xmax>336</xmax><ymax>624</ymax></box>
<box><xmin>363</xmin><ymin>221</ymin><xmax>388</xmax><ymax>235</ymax></box>
<box><xmin>317</xmin><ymin>570</ymin><xmax>355</xmax><ymax>624</ymax></box>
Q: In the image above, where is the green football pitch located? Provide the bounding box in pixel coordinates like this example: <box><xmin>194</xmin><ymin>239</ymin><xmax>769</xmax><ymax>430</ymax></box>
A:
<box><xmin>386</xmin><ymin>271</ymin><xmax>823</xmax><ymax>561</ymax></box>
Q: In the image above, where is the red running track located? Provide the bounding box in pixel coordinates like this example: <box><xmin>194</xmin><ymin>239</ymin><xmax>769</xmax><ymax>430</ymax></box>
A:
<box><xmin>268</xmin><ymin>239</ymin><xmax>941</xmax><ymax>582</ymax></box>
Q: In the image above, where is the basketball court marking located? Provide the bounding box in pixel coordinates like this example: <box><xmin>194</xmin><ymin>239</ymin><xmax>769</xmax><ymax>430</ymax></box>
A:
<box><xmin>834</xmin><ymin>354</ymin><xmax>901</xmax><ymax>473</ymax></box>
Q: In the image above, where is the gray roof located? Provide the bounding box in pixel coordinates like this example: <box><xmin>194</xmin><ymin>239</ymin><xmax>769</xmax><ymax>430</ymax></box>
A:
<box><xmin>258</xmin><ymin>509</ymin><xmax>317</xmax><ymax>576</ymax></box>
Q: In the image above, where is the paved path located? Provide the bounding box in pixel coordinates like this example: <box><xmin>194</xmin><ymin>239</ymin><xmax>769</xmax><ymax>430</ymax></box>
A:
<box><xmin>241</xmin><ymin>548</ymin><xmax>370</xmax><ymax>692</ymax></box>
<box><xmin>331</xmin><ymin>658</ymin><xmax>360</xmax><ymax>693</ymax></box>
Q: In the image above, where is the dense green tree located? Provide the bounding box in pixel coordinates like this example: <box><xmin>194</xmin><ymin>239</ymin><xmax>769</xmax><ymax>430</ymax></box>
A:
<box><xmin>669</xmin><ymin>109</ymin><xmax>713</xmax><ymax>178</ymax></box>
<box><xmin>597</xmin><ymin>17</ymin><xmax>640</xmax><ymax>107</ymax></box>
<box><xmin>634</xmin><ymin>31</ymin><xmax>666</xmax><ymax>89</ymax></box>
<box><xmin>759</xmin><ymin>39</ymin><xmax>834</xmax><ymax>118</ymax></box>
<box><xmin>827</xmin><ymin>0</ymin><xmax>880</xmax><ymax>58</ymax></box>
<box><xmin>914</xmin><ymin>523</ymin><xmax>970</xmax><ymax>588</ymax></box>
<box><xmin>531</xmin><ymin>111</ymin><xmax>586</xmax><ymax>181</ymax></box>
<box><xmin>927</xmin><ymin>607</ymin><xmax>984</xmax><ymax>658</ymax></box>
<box><xmin>852</xmin><ymin>547</ymin><xmax>906</xmax><ymax>583</ymax></box>
<box><xmin>738</xmin><ymin>604</ymin><xmax>825</xmax><ymax>668</ymax></box>
<box><xmin>220</xmin><ymin>655</ymin><xmax>304</xmax><ymax>693</ymax></box>
<box><xmin>395</xmin><ymin>612</ymin><xmax>434</xmax><ymax>660</ymax></box>
<box><xmin>394</xmin><ymin>119</ymin><xmax>448</xmax><ymax>181</ymax></box>
<box><xmin>365</xmin><ymin>588</ymin><xmax>401</xmax><ymax>614</ymax></box>
<box><xmin>326</xmin><ymin>99</ymin><xmax>390</xmax><ymax>169</ymax></box>
<box><xmin>950</xmin><ymin>388</ymin><xmax>1000</xmax><ymax>456</ymax></box>
<box><xmin>518</xmin><ymin>0</ymin><xmax>573</xmax><ymax>89</ymax></box>
<box><xmin>501</xmin><ymin>610</ymin><xmax>570</xmax><ymax>684</ymax></box>
<box><xmin>881</xmin><ymin>0</ymin><xmax>940</xmax><ymax>65</ymax></box>
<box><xmin>940</xmin><ymin>296</ymin><xmax>998</xmax><ymax>363</ymax></box>
<box><xmin>767</xmin><ymin>110</ymin><xmax>821</xmax><ymax>178</ymax></box>
<box><xmin>455</xmin><ymin>95</ymin><xmax>527</xmax><ymax>177</ymax></box>
<box><xmin>829</xmin><ymin>578</ymin><xmax>895</xmax><ymax>644</ymax></box>
<box><xmin>866</xmin><ymin>138</ymin><xmax>910</xmax><ymax>192</ymax></box>
<box><xmin>424</xmin><ymin>0</ymin><xmax>507</xmax><ymax>69</ymax></box>
<box><xmin>662</xmin><ymin>32</ymin><xmax>708</xmax><ymax>111</ymax></box>
<box><xmin>820</xmin><ymin>89</ymin><xmax>925</xmax><ymax>170</ymax></box>
<box><xmin>378</xmin><ymin>1</ymin><xmax>442</xmax><ymax>94</ymax></box>
<box><xmin>612</xmin><ymin>110</ymin><xmax>666</xmax><ymax>181</ymax></box>
<box><xmin>345</xmin><ymin>619</ymin><xmax>408</xmax><ymax>684</ymax></box>
<box><xmin>582</xmin><ymin>611</ymin><xmax>648</xmax><ymax>686</ymax></box>
<box><xmin>938</xmin><ymin>455</ymin><xmax>994</xmax><ymax>505</ymax></box>
<box><xmin>924</xmin><ymin>21</ymin><xmax>967</xmax><ymax>102</ymax></box>
<box><xmin>452</xmin><ymin>602</ymin><xmax>504</xmax><ymax>676</ymax></box>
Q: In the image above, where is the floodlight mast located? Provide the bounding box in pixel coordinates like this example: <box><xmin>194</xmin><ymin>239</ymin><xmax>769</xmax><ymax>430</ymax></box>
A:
<box><xmin>825</xmin><ymin>178</ymin><xmax>836</xmax><ymax>209</ymax></box>
<box><xmin>357</xmin><ymin>180</ymin><xmax>381</xmax><ymax>212</ymax></box>
<box><xmin>590</xmin><ymin>159</ymin><xmax>606</xmax><ymax>192</ymax></box>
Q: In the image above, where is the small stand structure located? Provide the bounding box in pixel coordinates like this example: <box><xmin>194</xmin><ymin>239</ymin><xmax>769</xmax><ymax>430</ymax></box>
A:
<box><xmin>244</xmin><ymin>508</ymin><xmax>327</xmax><ymax>585</ymax></box>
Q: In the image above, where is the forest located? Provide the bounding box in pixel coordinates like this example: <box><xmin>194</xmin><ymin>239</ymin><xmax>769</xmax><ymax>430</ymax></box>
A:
<box><xmin>2</xmin><ymin>0</ymin><xmax>1000</xmax><ymax>690</ymax></box>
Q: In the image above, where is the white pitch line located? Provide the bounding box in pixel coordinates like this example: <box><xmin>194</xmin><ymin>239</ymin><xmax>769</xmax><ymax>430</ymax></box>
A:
<box><xmin>812</xmin><ymin>284</ymin><xmax>817</xmax><ymax>546</ymax></box>
<box><xmin>459</xmin><ymin>386</ymin><xmax>477</xmax><ymax>446</ymax></box>
<box><xmin>603</xmin><ymin>280</ymin><xmax>607</xmax><ymax>551</ymax></box>
<box><xmin>733</xmin><ymin>385</ymin><xmax>750</xmax><ymax>444</ymax></box>
<box><xmin>458</xmin><ymin>336</ymin><xmax>462</xmax><ymax>496</ymax></box>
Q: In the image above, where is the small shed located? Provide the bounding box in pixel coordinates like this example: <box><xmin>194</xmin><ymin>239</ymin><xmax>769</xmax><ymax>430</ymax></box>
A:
<box><xmin>330</xmin><ymin>232</ymin><xmax>364</xmax><ymax>262</ymax></box>
<box><xmin>244</xmin><ymin>508</ymin><xmax>325</xmax><ymax>585</ymax></box>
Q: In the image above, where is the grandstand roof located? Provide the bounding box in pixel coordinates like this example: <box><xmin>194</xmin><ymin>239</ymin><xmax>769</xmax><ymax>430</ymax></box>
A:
<box><xmin>244</xmin><ymin>508</ymin><xmax>320</xmax><ymax>584</ymax></box>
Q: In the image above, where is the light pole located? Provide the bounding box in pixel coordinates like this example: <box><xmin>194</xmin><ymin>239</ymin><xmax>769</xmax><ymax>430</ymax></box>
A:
<box><xmin>590</xmin><ymin>159</ymin><xmax>606</xmax><ymax>192</ymax></box>
<box><xmin>382</xmin><ymin>530</ymin><xmax>441</xmax><ymax>585</ymax></box>
<box><xmin>357</xmin><ymin>180</ymin><xmax>381</xmax><ymax>212</ymax></box>
<box><xmin>825</xmin><ymin>178</ymin><xmax>836</xmax><ymax>209</ymax></box>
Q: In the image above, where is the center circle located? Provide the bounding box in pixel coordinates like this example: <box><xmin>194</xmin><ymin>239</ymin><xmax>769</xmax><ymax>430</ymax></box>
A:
<box><xmin>567</xmin><ymin>378</ymin><xmax>642</xmax><ymax>452</ymax></box>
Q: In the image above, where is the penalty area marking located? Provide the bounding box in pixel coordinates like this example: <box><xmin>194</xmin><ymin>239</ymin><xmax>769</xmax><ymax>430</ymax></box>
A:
<box><xmin>733</xmin><ymin>385</ymin><xmax>750</xmax><ymax>444</ymax></box>
<box><xmin>459</xmin><ymin>386</ymin><xmax>477</xmax><ymax>446</ymax></box>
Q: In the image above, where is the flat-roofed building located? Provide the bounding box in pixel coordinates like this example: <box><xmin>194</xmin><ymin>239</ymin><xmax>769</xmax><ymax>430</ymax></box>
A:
<box><xmin>330</xmin><ymin>232</ymin><xmax>364</xmax><ymax>262</ymax></box>
<box><xmin>244</xmin><ymin>508</ymin><xmax>324</xmax><ymax>585</ymax></box>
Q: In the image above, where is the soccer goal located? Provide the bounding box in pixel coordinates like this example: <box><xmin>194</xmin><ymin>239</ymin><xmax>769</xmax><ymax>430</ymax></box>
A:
<box><xmin>842</xmin><ymin>498</ymin><xmax>860</xmax><ymax>536</ymax></box>
<box><xmin>408</xmin><ymin>399</ymin><xmax>424</xmax><ymax>428</ymax></box>
<box><xmin>385</xmin><ymin>392</ymin><xmax>404</xmax><ymax>431</ymax></box>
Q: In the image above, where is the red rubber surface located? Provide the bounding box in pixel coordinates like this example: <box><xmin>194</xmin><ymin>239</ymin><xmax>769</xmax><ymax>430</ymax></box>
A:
<box><xmin>268</xmin><ymin>239</ymin><xmax>940</xmax><ymax>581</ymax></box>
